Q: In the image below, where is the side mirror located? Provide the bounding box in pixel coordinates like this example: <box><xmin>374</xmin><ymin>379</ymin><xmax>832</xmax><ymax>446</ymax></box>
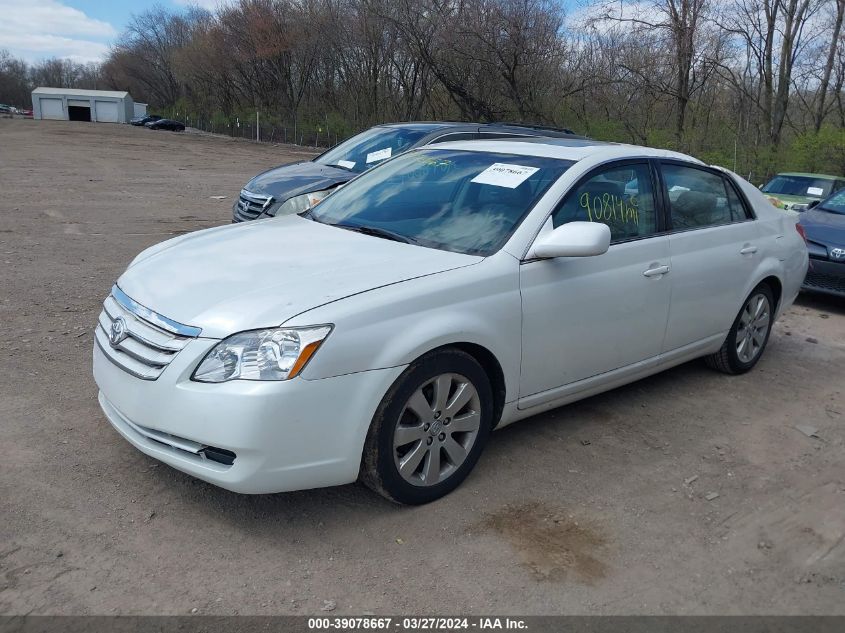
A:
<box><xmin>807</xmin><ymin>199</ymin><xmax>819</xmax><ymax>210</ymax></box>
<box><xmin>532</xmin><ymin>221</ymin><xmax>611</xmax><ymax>258</ymax></box>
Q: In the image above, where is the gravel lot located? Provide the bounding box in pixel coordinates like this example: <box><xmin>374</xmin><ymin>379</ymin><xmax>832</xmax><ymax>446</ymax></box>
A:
<box><xmin>1</xmin><ymin>119</ymin><xmax>844</xmax><ymax>616</ymax></box>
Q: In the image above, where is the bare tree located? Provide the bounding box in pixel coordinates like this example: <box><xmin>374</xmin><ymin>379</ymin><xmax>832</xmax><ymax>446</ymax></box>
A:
<box><xmin>0</xmin><ymin>50</ymin><xmax>33</xmax><ymax>106</ymax></box>
<box><xmin>86</xmin><ymin>0</ymin><xmax>845</xmax><ymax>177</ymax></box>
<box><xmin>814</xmin><ymin>0</ymin><xmax>845</xmax><ymax>131</ymax></box>
<box><xmin>592</xmin><ymin>0</ymin><xmax>716</xmax><ymax>145</ymax></box>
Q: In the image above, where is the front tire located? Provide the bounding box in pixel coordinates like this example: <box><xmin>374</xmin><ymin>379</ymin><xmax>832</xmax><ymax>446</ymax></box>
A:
<box><xmin>706</xmin><ymin>284</ymin><xmax>775</xmax><ymax>374</ymax></box>
<box><xmin>360</xmin><ymin>348</ymin><xmax>493</xmax><ymax>504</ymax></box>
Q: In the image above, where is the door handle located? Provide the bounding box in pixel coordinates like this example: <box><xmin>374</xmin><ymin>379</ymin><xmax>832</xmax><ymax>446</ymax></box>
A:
<box><xmin>643</xmin><ymin>265</ymin><xmax>670</xmax><ymax>277</ymax></box>
<box><xmin>740</xmin><ymin>244</ymin><xmax>758</xmax><ymax>255</ymax></box>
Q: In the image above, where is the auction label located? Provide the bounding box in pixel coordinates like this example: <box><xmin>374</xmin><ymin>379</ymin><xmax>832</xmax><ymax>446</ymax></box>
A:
<box><xmin>366</xmin><ymin>147</ymin><xmax>392</xmax><ymax>163</ymax></box>
<box><xmin>471</xmin><ymin>163</ymin><xmax>539</xmax><ymax>188</ymax></box>
<box><xmin>336</xmin><ymin>160</ymin><xmax>356</xmax><ymax>170</ymax></box>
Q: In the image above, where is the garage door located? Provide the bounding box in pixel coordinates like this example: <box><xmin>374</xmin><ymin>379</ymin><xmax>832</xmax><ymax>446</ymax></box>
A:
<box><xmin>94</xmin><ymin>100</ymin><xmax>119</xmax><ymax>123</ymax></box>
<box><xmin>40</xmin><ymin>98</ymin><xmax>64</xmax><ymax>120</ymax></box>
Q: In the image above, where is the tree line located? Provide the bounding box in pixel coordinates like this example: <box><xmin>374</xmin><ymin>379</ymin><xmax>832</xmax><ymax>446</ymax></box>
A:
<box><xmin>3</xmin><ymin>0</ymin><xmax>845</xmax><ymax>180</ymax></box>
<box><xmin>0</xmin><ymin>52</ymin><xmax>105</xmax><ymax>107</ymax></box>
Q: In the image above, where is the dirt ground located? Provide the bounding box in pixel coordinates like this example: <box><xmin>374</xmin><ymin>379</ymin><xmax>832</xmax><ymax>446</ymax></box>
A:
<box><xmin>1</xmin><ymin>119</ymin><xmax>844</xmax><ymax>616</ymax></box>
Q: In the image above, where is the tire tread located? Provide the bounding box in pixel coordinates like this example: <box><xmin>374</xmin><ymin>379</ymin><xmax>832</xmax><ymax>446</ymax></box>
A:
<box><xmin>704</xmin><ymin>342</ymin><xmax>734</xmax><ymax>374</ymax></box>
<box><xmin>705</xmin><ymin>282</ymin><xmax>773</xmax><ymax>375</ymax></box>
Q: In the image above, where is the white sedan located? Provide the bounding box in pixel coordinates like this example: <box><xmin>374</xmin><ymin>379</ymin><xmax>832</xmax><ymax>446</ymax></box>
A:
<box><xmin>93</xmin><ymin>139</ymin><xmax>808</xmax><ymax>504</ymax></box>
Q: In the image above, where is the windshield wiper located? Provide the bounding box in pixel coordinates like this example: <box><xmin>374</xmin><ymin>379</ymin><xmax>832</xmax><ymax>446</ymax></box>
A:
<box><xmin>332</xmin><ymin>223</ymin><xmax>416</xmax><ymax>244</ymax></box>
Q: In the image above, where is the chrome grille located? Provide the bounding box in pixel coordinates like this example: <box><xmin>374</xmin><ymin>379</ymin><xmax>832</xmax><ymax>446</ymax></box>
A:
<box><xmin>234</xmin><ymin>189</ymin><xmax>273</xmax><ymax>221</ymax></box>
<box><xmin>95</xmin><ymin>285</ymin><xmax>200</xmax><ymax>380</ymax></box>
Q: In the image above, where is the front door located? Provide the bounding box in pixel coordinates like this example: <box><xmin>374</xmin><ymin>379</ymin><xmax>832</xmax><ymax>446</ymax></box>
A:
<box><xmin>519</xmin><ymin>161</ymin><xmax>672</xmax><ymax>403</ymax></box>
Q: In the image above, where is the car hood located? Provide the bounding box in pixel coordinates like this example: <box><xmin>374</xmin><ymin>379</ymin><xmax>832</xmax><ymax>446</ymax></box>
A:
<box><xmin>117</xmin><ymin>216</ymin><xmax>481</xmax><ymax>338</ymax></box>
<box><xmin>245</xmin><ymin>161</ymin><xmax>353</xmax><ymax>201</ymax></box>
<box><xmin>763</xmin><ymin>193</ymin><xmax>817</xmax><ymax>209</ymax></box>
<box><xmin>800</xmin><ymin>208</ymin><xmax>845</xmax><ymax>247</ymax></box>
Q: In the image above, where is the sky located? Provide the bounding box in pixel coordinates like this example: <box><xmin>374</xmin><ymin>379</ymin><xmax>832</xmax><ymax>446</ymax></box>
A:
<box><xmin>0</xmin><ymin>0</ymin><xmax>225</xmax><ymax>65</ymax></box>
<box><xmin>2</xmin><ymin>0</ymin><xmax>587</xmax><ymax>66</ymax></box>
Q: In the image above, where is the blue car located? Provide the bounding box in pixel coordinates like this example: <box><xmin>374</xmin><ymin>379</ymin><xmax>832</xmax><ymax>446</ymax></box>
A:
<box><xmin>799</xmin><ymin>190</ymin><xmax>845</xmax><ymax>297</ymax></box>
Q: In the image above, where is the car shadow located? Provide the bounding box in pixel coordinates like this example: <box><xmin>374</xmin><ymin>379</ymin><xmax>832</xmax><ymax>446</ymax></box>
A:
<box><xmin>794</xmin><ymin>291</ymin><xmax>845</xmax><ymax>315</ymax></box>
<box><xmin>152</xmin><ymin>356</ymin><xmax>721</xmax><ymax>538</ymax></box>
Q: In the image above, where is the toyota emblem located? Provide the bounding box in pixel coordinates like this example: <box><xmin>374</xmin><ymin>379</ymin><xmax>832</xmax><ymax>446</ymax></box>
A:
<box><xmin>109</xmin><ymin>316</ymin><xmax>128</xmax><ymax>347</ymax></box>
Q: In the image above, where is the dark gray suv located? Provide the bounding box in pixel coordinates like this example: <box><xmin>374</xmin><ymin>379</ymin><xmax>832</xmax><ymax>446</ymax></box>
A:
<box><xmin>232</xmin><ymin>122</ymin><xmax>581</xmax><ymax>222</ymax></box>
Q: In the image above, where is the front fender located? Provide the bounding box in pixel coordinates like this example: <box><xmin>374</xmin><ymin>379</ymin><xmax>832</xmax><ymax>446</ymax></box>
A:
<box><xmin>288</xmin><ymin>254</ymin><xmax>522</xmax><ymax>402</ymax></box>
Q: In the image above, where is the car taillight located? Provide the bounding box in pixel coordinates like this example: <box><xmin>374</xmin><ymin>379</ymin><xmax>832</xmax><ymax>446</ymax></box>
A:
<box><xmin>795</xmin><ymin>223</ymin><xmax>807</xmax><ymax>242</ymax></box>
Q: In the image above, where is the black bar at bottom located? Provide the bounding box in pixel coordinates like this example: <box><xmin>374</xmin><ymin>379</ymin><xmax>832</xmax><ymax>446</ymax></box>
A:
<box><xmin>2</xmin><ymin>616</ymin><xmax>844</xmax><ymax>633</ymax></box>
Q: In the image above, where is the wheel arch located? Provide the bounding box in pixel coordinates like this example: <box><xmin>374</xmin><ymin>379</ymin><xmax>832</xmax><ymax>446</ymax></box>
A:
<box><xmin>442</xmin><ymin>342</ymin><xmax>507</xmax><ymax>428</ymax></box>
<box><xmin>758</xmin><ymin>275</ymin><xmax>783</xmax><ymax>311</ymax></box>
<box><xmin>741</xmin><ymin>255</ymin><xmax>785</xmax><ymax>317</ymax></box>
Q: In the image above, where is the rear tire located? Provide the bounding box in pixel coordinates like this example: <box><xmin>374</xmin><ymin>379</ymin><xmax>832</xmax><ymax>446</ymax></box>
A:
<box><xmin>706</xmin><ymin>284</ymin><xmax>774</xmax><ymax>375</ymax></box>
<box><xmin>360</xmin><ymin>348</ymin><xmax>493</xmax><ymax>504</ymax></box>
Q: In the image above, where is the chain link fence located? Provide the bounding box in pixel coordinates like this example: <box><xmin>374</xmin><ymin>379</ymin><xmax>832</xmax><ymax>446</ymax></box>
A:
<box><xmin>173</xmin><ymin>110</ymin><xmax>348</xmax><ymax>149</ymax></box>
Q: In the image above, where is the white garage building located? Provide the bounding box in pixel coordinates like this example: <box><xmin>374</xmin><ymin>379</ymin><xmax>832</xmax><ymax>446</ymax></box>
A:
<box><xmin>31</xmin><ymin>87</ymin><xmax>135</xmax><ymax>123</ymax></box>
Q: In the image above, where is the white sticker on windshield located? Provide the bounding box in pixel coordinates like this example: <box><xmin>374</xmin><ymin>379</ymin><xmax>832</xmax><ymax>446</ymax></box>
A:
<box><xmin>366</xmin><ymin>147</ymin><xmax>392</xmax><ymax>163</ymax></box>
<box><xmin>471</xmin><ymin>163</ymin><xmax>540</xmax><ymax>188</ymax></box>
<box><xmin>336</xmin><ymin>160</ymin><xmax>355</xmax><ymax>170</ymax></box>
<box><xmin>807</xmin><ymin>187</ymin><xmax>824</xmax><ymax>196</ymax></box>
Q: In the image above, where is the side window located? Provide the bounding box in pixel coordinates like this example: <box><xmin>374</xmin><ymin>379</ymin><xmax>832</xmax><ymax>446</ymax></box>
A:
<box><xmin>662</xmin><ymin>164</ymin><xmax>736</xmax><ymax>229</ymax></box>
<box><xmin>725</xmin><ymin>181</ymin><xmax>751</xmax><ymax>220</ymax></box>
<box><xmin>552</xmin><ymin>163</ymin><xmax>658</xmax><ymax>242</ymax></box>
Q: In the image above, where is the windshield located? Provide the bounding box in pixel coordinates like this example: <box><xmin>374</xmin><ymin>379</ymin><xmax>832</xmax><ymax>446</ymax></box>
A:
<box><xmin>307</xmin><ymin>149</ymin><xmax>573</xmax><ymax>255</ymax></box>
<box><xmin>818</xmin><ymin>188</ymin><xmax>845</xmax><ymax>215</ymax></box>
<box><xmin>315</xmin><ymin>126</ymin><xmax>433</xmax><ymax>174</ymax></box>
<box><xmin>761</xmin><ymin>175</ymin><xmax>834</xmax><ymax>198</ymax></box>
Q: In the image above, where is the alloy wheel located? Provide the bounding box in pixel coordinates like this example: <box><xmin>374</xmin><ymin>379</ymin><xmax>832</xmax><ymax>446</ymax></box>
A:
<box><xmin>736</xmin><ymin>292</ymin><xmax>770</xmax><ymax>364</ymax></box>
<box><xmin>392</xmin><ymin>373</ymin><xmax>482</xmax><ymax>487</ymax></box>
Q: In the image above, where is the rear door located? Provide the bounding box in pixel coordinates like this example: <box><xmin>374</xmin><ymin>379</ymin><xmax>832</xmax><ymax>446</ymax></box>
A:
<box><xmin>659</xmin><ymin>161</ymin><xmax>761</xmax><ymax>353</ymax></box>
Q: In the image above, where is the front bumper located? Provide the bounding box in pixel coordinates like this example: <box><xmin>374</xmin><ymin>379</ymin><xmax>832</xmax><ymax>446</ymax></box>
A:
<box><xmin>93</xmin><ymin>340</ymin><xmax>405</xmax><ymax>493</ymax></box>
<box><xmin>803</xmin><ymin>258</ymin><xmax>845</xmax><ymax>298</ymax></box>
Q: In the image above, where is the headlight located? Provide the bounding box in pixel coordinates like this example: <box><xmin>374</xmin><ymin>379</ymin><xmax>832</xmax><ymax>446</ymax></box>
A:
<box><xmin>266</xmin><ymin>189</ymin><xmax>334</xmax><ymax>217</ymax></box>
<box><xmin>192</xmin><ymin>325</ymin><xmax>332</xmax><ymax>383</ymax></box>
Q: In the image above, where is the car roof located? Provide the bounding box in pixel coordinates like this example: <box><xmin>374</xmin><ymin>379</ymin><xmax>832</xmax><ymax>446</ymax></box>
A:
<box><xmin>481</xmin><ymin>123</ymin><xmax>580</xmax><ymax>136</ymax></box>
<box><xmin>376</xmin><ymin>121</ymin><xmax>582</xmax><ymax>137</ymax></box>
<box><xmin>776</xmin><ymin>172</ymin><xmax>841</xmax><ymax>180</ymax></box>
<box><xmin>418</xmin><ymin>138</ymin><xmax>704</xmax><ymax>164</ymax></box>
<box><xmin>378</xmin><ymin>122</ymin><xmax>466</xmax><ymax>131</ymax></box>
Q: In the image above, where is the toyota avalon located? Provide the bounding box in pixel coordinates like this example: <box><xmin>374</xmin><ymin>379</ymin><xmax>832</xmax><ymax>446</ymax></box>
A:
<box><xmin>93</xmin><ymin>139</ymin><xmax>808</xmax><ymax>504</ymax></box>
